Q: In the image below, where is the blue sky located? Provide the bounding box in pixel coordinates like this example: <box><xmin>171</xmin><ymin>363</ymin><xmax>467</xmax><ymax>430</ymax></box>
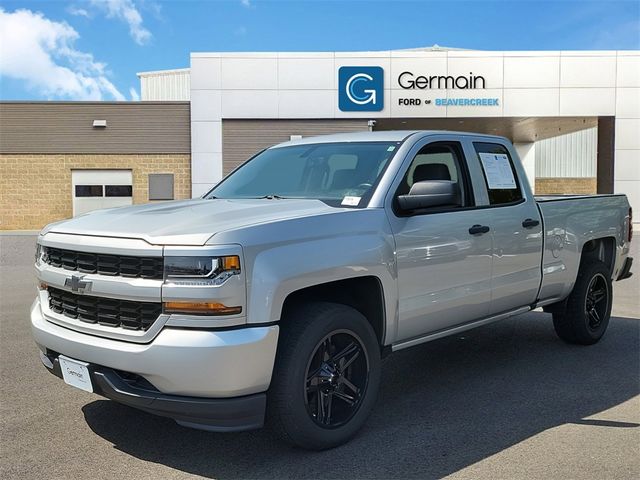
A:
<box><xmin>1</xmin><ymin>0</ymin><xmax>639</xmax><ymax>101</ymax></box>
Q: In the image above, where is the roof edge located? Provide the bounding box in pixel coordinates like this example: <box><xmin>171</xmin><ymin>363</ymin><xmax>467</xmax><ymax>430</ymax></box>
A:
<box><xmin>137</xmin><ymin>68</ymin><xmax>190</xmax><ymax>77</ymax></box>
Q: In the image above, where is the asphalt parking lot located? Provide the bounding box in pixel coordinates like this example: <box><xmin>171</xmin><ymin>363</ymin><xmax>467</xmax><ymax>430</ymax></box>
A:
<box><xmin>1</xmin><ymin>234</ymin><xmax>638</xmax><ymax>480</ymax></box>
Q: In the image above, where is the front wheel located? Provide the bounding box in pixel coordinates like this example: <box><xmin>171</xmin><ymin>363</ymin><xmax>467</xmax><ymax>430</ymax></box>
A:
<box><xmin>268</xmin><ymin>302</ymin><xmax>381</xmax><ymax>450</ymax></box>
<box><xmin>553</xmin><ymin>259</ymin><xmax>613</xmax><ymax>345</ymax></box>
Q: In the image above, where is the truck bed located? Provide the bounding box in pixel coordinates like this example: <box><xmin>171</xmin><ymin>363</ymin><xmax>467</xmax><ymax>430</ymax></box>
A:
<box><xmin>535</xmin><ymin>193</ymin><xmax>631</xmax><ymax>305</ymax></box>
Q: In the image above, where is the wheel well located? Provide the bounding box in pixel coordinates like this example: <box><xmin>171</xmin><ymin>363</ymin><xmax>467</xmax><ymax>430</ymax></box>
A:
<box><xmin>544</xmin><ymin>236</ymin><xmax>617</xmax><ymax>315</ymax></box>
<box><xmin>581</xmin><ymin>237</ymin><xmax>616</xmax><ymax>275</ymax></box>
<box><xmin>280</xmin><ymin>276</ymin><xmax>386</xmax><ymax>346</ymax></box>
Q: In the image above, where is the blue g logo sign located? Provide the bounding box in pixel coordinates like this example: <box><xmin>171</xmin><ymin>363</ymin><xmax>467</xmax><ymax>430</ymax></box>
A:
<box><xmin>338</xmin><ymin>66</ymin><xmax>384</xmax><ymax>112</ymax></box>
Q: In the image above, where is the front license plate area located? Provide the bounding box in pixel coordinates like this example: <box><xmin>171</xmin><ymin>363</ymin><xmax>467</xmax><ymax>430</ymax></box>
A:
<box><xmin>59</xmin><ymin>355</ymin><xmax>93</xmax><ymax>393</ymax></box>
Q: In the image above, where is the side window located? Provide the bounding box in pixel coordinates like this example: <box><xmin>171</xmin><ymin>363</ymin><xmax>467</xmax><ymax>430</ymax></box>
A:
<box><xmin>396</xmin><ymin>141</ymin><xmax>472</xmax><ymax>208</ymax></box>
<box><xmin>474</xmin><ymin>142</ymin><xmax>523</xmax><ymax>205</ymax></box>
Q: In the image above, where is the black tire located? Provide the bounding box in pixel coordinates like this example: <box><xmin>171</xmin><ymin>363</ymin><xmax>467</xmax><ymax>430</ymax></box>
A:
<box><xmin>268</xmin><ymin>302</ymin><xmax>381</xmax><ymax>450</ymax></box>
<box><xmin>553</xmin><ymin>259</ymin><xmax>613</xmax><ymax>345</ymax></box>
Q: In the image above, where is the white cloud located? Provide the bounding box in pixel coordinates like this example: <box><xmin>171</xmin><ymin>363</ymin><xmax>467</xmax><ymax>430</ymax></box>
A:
<box><xmin>67</xmin><ymin>6</ymin><xmax>91</xmax><ymax>18</ymax></box>
<box><xmin>89</xmin><ymin>0</ymin><xmax>151</xmax><ymax>45</ymax></box>
<box><xmin>240</xmin><ymin>0</ymin><xmax>252</xmax><ymax>8</ymax></box>
<box><xmin>0</xmin><ymin>8</ymin><xmax>125</xmax><ymax>100</ymax></box>
<box><xmin>129</xmin><ymin>86</ymin><xmax>140</xmax><ymax>101</ymax></box>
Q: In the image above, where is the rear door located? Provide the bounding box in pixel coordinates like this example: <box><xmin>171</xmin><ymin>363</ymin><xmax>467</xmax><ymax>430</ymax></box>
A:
<box><xmin>468</xmin><ymin>141</ymin><xmax>543</xmax><ymax>314</ymax></box>
<box><xmin>385</xmin><ymin>136</ymin><xmax>494</xmax><ymax>342</ymax></box>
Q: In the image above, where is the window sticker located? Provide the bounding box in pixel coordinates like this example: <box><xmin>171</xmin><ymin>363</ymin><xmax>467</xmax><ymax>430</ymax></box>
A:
<box><xmin>341</xmin><ymin>196</ymin><xmax>361</xmax><ymax>206</ymax></box>
<box><xmin>387</xmin><ymin>145</ymin><xmax>396</xmax><ymax>152</ymax></box>
<box><xmin>478</xmin><ymin>153</ymin><xmax>517</xmax><ymax>189</ymax></box>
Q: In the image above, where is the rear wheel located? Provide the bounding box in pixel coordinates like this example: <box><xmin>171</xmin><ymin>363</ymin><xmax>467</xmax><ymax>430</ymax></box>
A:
<box><xmin>268</xmin><ymin>302</ymin><xmax>381</xmax><ymax>450</ymax></box>
<box><xmin>553</xmin><ymin>259</ymin><xmax>613</xmax><ymax>345</ymax></box>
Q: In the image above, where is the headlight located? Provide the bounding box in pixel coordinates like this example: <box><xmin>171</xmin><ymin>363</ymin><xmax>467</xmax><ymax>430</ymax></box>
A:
<box><xmin>164</xmin><ymin>255</ymin><xmax>240</xmax><ymax>285</ymax></box>
<box><xmin>35</xmin><ymin>244</ymin><xmax>45</xmax><ymax>266</ymax></box>
<box><xmin>163</xmin><ymin>254</ymin><xmax>243</xmax><ymax>315</ymax></box>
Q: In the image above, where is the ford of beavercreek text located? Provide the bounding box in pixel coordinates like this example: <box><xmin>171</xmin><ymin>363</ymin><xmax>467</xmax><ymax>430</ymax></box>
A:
<box><xmin>32</xmin><ymin>131</ymin><xmax>634</xmax><ymax>450</ymax></box>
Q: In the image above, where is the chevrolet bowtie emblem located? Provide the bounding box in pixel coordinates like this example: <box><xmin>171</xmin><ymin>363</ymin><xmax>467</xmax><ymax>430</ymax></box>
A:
<box><xmin>65</xmin><ymin>274</ymin><xmax>92</xmax><ymax>293</ymax></box>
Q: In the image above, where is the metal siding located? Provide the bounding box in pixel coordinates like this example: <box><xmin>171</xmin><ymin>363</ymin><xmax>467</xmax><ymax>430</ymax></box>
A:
<box><xmin>139</xmin><ymin>70</ymin><xmax>190</xmax><ymax>101</ymax></box>
<box><xmin>221</xmin><ymin>120</ymin><xmax>369</xmax><ymax>175</ymax></box>
<box><xmin>0</xmin><ymin>102</ymin><xmax>190</xmax><ymax>154</ymax></box>
<box><xmin>535</xmin><ymin>127</ymin><xmax>597</xmax><ymax>178</ymax></box>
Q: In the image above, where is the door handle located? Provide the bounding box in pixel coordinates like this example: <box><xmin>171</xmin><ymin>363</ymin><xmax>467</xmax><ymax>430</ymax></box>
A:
<box><xmin>522</xmin><ymin>218</ymin><xmax>540</xmax><ymax>228</ymax></box>
<box><xmin>469</xmin><ymin>224</ymin><xmax>490</xmax><ymax>235</ymax></box>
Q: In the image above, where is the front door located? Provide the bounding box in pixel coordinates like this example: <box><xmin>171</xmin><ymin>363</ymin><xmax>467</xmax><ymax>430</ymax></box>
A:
<box><xmin>386</xmin><ymin>140</ymin><xmax>494</xmax><ymax>343</ymax></box>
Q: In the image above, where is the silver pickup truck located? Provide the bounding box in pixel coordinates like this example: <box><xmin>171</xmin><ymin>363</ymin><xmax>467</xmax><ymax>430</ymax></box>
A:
<box><xmin>31</xmin><ymin>131</ymin><xmax>633</xmax><ymax>449</ymax></box>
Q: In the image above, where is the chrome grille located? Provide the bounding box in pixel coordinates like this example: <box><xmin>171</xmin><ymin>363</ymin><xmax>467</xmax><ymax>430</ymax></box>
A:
<box><xmin>48</xmin><ymin>287</ymin><xmax>162</xmax><ymax>331</ymax></box>
<box><xmin>43</xmin><ymin>246</ymin><xmax>163</xmax><ymax>279</ymax></box>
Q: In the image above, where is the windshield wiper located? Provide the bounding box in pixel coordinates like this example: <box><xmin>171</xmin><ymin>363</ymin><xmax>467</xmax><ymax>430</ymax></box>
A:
<box><xmin>258</xmin><ymin>194</ymin><xmax>286</xmax><ymax>199</ymax></box>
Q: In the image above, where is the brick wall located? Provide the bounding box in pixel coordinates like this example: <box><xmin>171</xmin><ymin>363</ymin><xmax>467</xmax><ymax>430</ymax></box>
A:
<box><xmin>0</xmin><ymin>154</ymin><xmax>191</xmax><ymax>230</ymax></box>
<box><xmin>535</xmin><ymin>177</ymin><xmax>597</xmax><ymax>195</ymax></box>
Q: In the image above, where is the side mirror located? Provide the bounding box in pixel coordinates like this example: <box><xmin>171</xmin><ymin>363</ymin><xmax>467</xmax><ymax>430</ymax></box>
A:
<box><xmin>397</xmin><ymin>180</ymin><xmax>459</xmax><ymax>211</ymax></box>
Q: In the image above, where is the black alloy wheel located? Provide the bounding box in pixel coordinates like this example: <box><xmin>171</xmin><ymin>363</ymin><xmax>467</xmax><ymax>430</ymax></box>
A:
<box><xmin>268</xmin><ymin>302</ymin><xmax>381</xmax><ymax>450</ymax></box>
<box><xmin>553</xmin><ymin>259</ymin><xmax>613</xmax><ymax>345</ymax></box>
<box><xmin>584</xmin><ymin>273</ymin><xmax>609</xmax><ymax>330</ymax></box>
<box><xmin>304</xmin><ymin>330</ymin><xmax>369</xmax><ymax>428</ymax></box>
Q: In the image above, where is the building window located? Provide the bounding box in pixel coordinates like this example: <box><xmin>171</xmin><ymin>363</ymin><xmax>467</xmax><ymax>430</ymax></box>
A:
<box><xmin>149</xmin><ymin>174</ymin><xmax>174</xmax><ymax>200</ymax></box>
<box><xmin>75</xmin><ymin>185</ymin><xmax>103</xmax><ymax>197</ymax></box>
<box><xmin>105</xmin><ymin>185</ymin><xmax>133</xmax><ymax>197</ymax></box>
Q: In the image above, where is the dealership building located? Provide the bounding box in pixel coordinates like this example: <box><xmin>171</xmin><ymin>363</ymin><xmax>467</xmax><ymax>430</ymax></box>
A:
<box><xmin>1</xmin><ymin>46</ymin><xmax>638</xmax><ymax>230</ymax></box>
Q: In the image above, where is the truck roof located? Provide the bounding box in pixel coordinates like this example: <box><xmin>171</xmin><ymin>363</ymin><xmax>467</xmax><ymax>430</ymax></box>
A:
<box><xmin>270</xmin><ymin>130</ymin><xmax>505</xmax><ymax>148</ymax></box>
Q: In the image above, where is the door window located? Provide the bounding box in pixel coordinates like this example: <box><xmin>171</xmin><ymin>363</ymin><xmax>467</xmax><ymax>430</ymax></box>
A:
<box><xmin>105</xmin><ymin>185</ymin><xmax>133</xmax><ymax>197</ymax></box>
<box><xmin>75</xmin><ymin>185</ymin><xmax>103</xmax><ymax>197</ymax></box>
<box><xmin>395</xmin><ymin>142</ymin><xmax>473</xmax><ymax>210</ymax></box>
<box><xmin>473</xmin><ymin>142</ymin><xmax>523</xmax><ymax>205</ymax></box>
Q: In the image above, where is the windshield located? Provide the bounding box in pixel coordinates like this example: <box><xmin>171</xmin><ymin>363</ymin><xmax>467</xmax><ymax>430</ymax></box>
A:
<box><xmin>207</xmin><ymin>142</ymin><xmax>399</xmax><ymax>207</ymax></box>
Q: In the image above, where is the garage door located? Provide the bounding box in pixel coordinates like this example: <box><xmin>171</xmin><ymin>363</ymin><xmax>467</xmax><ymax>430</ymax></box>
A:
<box><xmin>72</xmin><ymin>170</ymin><xmax>132</xmax><ymax>216</ymax></box>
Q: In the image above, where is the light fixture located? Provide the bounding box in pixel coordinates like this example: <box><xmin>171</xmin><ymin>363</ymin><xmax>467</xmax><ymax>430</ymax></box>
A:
<box><xmin>92</xmin><ymin>119</ymin><xmax>107</xmax><ymax>128</ymax></box>
<box><xmin>164</xmin><ymin>301</ymin><xmax>242</xmax><ymax>316</ymax></box>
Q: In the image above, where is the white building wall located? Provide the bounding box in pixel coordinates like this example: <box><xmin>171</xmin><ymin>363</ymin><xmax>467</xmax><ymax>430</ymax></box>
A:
<box><xmin>186</xmin><ymin>49</ymin><xmax>639</xmax><ymax>222</ymax></box>
<box><xmin>614</xmin><ymin>53</ymin><xmax>640</xmax><ymax>224</ymax></box>
<box><xmin>189</xmin><ymin>56</ymin><xmax>223</xmax><ymax>197</ymax></box>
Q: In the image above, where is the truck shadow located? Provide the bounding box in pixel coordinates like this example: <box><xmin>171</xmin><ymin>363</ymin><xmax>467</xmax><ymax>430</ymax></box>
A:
<box><xmin>81</xmin><ymin>311</ymin><xmax>640</xmax><ymax>479</ymax></box>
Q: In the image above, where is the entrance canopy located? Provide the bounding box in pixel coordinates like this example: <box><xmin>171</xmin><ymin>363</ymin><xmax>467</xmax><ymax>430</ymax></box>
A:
<box><xmin>374</xmin><ymin>116</ymin><xmax>597</xmax><ymax>142</ymax></box>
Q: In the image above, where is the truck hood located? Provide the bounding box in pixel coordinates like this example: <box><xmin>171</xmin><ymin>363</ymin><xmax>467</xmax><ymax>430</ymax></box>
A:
<box><xmin>43</xmin><ymin>198</ymin><xmax>339</xmax><ymax>245</ymax></box>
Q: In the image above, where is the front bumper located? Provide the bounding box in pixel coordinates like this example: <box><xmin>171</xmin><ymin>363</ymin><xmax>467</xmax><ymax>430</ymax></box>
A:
<box><xmin>42</xmin><ymin>352</ymin><xmax>266</xmax><ymax>431</ymax></box>
<box><xmin>31</xmin><ymin>297</ymin><xmax>279</xmax><ymax>398</ymax></box>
